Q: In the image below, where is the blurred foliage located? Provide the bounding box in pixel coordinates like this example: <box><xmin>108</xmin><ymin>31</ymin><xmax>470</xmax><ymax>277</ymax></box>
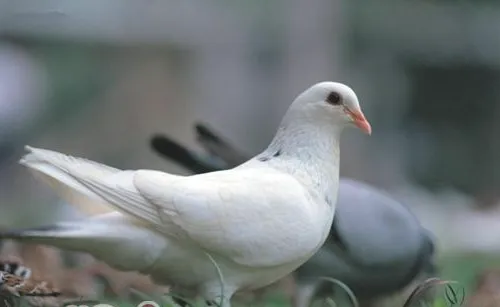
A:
<box><xmin>404</xmin><ymin>64</ymin><xmax>500</xmax><ymax>196</ymax></box>
<box><xmin>27</xmin><ymin>41</ymin><xmax>113</xmax><ymax>135</ymax></box>
<box><xmin>3</xmin><ymin>37</ymin><xmax>115</xmax><ymax>140</ymax></box>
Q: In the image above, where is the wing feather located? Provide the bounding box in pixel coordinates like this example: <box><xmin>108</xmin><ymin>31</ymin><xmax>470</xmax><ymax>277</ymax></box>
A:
<box><xmin>133</xmin><ymin>168</ymin><xmax>324</xmax><ymax>267</ymax></box>
<box><xmin>70</xmin><ymin>170</ymin><xmax>178</xmax><ymax>235</ymax></box>
<box><xmin>21</xmin><ymin>147</ymin><xmax>325</xmax><ymax>268</ymax></box>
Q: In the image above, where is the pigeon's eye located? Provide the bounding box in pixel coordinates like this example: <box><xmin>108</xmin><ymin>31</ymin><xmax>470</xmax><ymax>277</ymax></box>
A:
<box><xmin>326</xmin><ymin>92</ymin><xmax>342</xmax><ymax>105</ymax></box>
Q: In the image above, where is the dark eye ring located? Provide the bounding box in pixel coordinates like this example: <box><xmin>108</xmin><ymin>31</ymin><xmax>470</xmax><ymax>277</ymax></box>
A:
<box><xmin>326</xmin><ymin>92</ymin><xmax>341</xmax><ymax>105</ymax></box>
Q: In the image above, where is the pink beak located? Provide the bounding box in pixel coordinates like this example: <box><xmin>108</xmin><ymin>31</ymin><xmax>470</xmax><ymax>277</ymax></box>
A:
<box><xmin>346</xmin><ymin>108</ymin><xmax>372</xmax><ymax>135</ymax></box>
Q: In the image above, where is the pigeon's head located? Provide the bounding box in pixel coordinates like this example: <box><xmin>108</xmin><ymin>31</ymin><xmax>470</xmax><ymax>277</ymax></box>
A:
<box><xmin>291</xmin><ymin>81</ymin><xmax>371</xmax><ymax>135</ymax></box>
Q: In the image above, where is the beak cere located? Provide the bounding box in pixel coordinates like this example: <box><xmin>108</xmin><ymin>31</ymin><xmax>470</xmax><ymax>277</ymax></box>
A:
<box><xmin>346</xmin><ymin>108</ymin><xmax>372</xmax><ymax>135</ymax></box>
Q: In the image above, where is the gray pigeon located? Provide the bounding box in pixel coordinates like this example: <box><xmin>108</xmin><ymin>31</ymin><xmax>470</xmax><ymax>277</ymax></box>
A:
<box><xmin>150</xmin><ymin>123</ymin><xmax>437</xmax><ymax>307</ymax></box>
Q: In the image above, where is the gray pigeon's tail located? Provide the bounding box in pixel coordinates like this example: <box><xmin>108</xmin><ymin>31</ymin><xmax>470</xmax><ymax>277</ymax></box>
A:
<box><xmin>420</xmin><ymin>228</ymin><xmax>438</xmax><ymax>276</ymax></box>
<box><xmin>150</xmin><ymin>123</ymin><xmax>249</xmax><ymax>173</ymax></box>
<box><xmin>194</xmin><ymin>122</ymin><xmax>249</xmax><ymax>167</ymax></box>
<box><xmin>150</xmin><ymin>134</ymin><xmax>224</xmax><ymax>174</ymax></box>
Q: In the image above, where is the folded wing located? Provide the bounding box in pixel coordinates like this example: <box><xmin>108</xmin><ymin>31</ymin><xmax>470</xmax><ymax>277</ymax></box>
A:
<box><xmin>133</xmin><ymin>168</ymin><xmax>320</xmax><ymax>267</ymax></box>
<box><xmin>20</xmin><ymin>147</ymin><xmax>321</xmax><ymax>268</ymax></box>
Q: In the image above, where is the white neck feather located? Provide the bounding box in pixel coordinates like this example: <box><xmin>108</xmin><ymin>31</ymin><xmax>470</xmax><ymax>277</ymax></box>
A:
<box><xmin>254</xmin><ymin>116</ymin><xmax>343</xmax><ymax>199</ymax></box>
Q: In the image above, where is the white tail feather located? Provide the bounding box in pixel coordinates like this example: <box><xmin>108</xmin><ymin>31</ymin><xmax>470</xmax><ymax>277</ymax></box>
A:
<box><xmin>19</xmin><ymin>146</ymin><xmax>120</xmax><ymax>215</ymax></box>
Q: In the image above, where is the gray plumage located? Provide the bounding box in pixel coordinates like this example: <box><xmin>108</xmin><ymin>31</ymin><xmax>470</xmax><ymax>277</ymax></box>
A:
<box><xmin>294</xmin><ymin>179</ymin><xmax>436</xmax><ymax>301</ymax></box>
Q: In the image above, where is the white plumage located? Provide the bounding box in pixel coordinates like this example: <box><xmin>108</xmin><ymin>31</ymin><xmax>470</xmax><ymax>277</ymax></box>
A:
<box><xmin>151</xmin><ymin>121</ymin><xmax>436</xmax><ymax>307</ymax></box>
<box><xmin>8</xmin><ymin>81</ymin><xmax>371</xmax><ymax>306</ymax></box>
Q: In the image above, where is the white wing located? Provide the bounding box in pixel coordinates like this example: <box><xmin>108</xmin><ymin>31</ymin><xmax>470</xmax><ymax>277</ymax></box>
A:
<box><xmin>21</xmin><ymin>147</ymin><xmax>324</xmax><ymax>267</ymax></box>
<box><xmin>133</xmin><ymin>168</ymin><xmax>324</xmax><ymax>267</ymax></box>
<box><xmin>82</xmin><ymin>168</ymin><xmax>323</xmax><ymax>267</ymax></box>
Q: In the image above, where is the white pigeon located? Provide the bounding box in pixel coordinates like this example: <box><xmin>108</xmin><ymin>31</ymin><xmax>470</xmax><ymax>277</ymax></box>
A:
<box><xmin>151</xmin><ymin>123</ymin><xmax>437</xmax><ymax>307</ymax></box>
<box><xmin>11</xmin><ymin>82</ymin><xmax>371</xmax><ymax>306</ymax></box>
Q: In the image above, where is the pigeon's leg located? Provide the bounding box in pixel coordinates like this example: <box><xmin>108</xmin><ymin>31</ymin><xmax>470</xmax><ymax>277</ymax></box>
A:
<box><xmin>171</xmin><ymin>296</ymin><xmax>194</xmax><ymax>307</ymax></box>
<box><xmin>166</xmin><ymin>285</ymin><xmax>197</xmax><ymax>307</ymax></box>
<box><xmin>201</xmin><ymin>284</ymin><xmax>235</xmax><ymax>307</ymax></box>
<box><xmin>205</xmin><ymin>297</ymin><xmax>231</xmax><ymax>307</ymax></box>
<box><xmin>292</xmin><ymin>280</ymin><xmax>319</xmax><ymax>307</ymax></box>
